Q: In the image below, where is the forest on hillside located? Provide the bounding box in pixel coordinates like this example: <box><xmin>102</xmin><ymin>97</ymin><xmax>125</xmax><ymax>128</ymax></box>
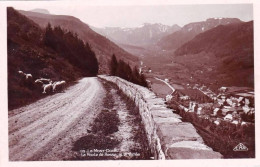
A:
<box><xmin>8</xmin><ymin>7</ymin><xmax>98</xmax><ymax>109</ymax></box>
<box><xmin>110</xmin><ymin>54</ymin><xmax>148</xmax><ymax>87</ymax></box>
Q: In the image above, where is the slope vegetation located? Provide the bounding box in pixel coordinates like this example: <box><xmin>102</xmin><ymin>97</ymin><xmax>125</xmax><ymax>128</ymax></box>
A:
<box><xmin>174</xmin><ymin>21</ymin><xmax>254</xmax><ymax>88</ymax></box>
<box><xmin>8</xmin><ymin>7</ymin><xmax>98</xmax><ymax>109</ymax></box>
<box><xmin>19</xmin><ymin>10</ymin><xmax>139</xmax><ymax>73</ymax></box>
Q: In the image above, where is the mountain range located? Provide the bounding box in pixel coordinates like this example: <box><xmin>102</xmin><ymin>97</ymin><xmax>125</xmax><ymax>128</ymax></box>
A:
<box><xmin>92</xmin><ymin>16</ymin><xmax>253</xmax><ymax>88</ymax></box>
<box><xmin>8</xmin><ymin>7</ymin><xmax>254</xmax><ymax>97</ymax></box>
<box><xmin>157</xmin><ymin>18</ymin><xmax>242</xmax><ymax>50</ymax></box>
<box><xmin>92</xmin><ymin>23</ymin><xmax>181</xmax><ymax>47</ymax></box>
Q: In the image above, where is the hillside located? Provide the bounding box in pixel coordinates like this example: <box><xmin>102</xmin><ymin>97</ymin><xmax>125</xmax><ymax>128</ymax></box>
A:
<box><xmin>92</xmin><ymin>23</ymin><xmax>181</xmax><ymax>47</ymax></box>
<box><xmin>158</xmin><ymin>18</ymin><xmax>242</xmax><ymax>50</ymax></box>
<box><xmin>174</xmin><ymin>21</ymin><xmax>254</xmax><ymax>88</ymax></box>
<box><xmin>19</xmin><ymin>10</ymin><xmax>139</xmax><ymax>73</ymax></box>
<box><xmin>8</xmin><ymin>7</ymin><xmax>98</xmax><ymax>109</ymax></box>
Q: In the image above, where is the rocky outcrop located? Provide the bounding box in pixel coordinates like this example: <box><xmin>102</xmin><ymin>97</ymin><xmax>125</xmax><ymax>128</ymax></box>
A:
<box><xmin>98</xmin><ymin>75</ymin><xmax>222</xmax><ymax>159</ymax></box>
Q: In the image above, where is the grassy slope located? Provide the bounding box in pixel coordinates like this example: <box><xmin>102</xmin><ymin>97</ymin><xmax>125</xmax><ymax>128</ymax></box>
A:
<box><xmin>8</xmin><ymin>7</ymin><xmax>95</xmax><ymax>109</ymax></box>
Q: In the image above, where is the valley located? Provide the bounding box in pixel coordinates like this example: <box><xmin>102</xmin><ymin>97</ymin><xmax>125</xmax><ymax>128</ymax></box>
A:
<box><xmin>7</xmin><ymin>5</ymin><xmax>254</xmax><ymax>160</ymax></box>
<box><xmin>96</xmin><ymin>17</ymin><xmax>255</xmax><ymax>158</ymax></box>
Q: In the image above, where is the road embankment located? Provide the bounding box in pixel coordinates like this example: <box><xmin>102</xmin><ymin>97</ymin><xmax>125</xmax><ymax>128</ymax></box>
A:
<box><xmin>99</xmin><ymin>75</ymin><xmax>222</xmax><ymax>159</ymax></box>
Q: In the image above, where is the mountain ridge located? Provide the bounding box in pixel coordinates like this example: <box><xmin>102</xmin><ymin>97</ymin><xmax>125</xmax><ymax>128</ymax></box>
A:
<box><xmin>19</xmin><ymin>9</ymin><xmax>139</xmax><ymax>74</ymax></box>
<box><xmin>158</xmin><ymin>18</ymin><xmax>243</xmax><ymax>50</ymax></box>
<box><xmin>29</xmin><ymin>8</ymin><xmax>50</xmax><ymax>14</ymax></box>
<box><xmin>92</xmin><ymin>23</ymin><xmax>181</xmax><ymax>47</ymax></box>
<box><xmin>173</xmin><ymin>21</ymin><xmax>254</xmax><ymax>88</ymax></box>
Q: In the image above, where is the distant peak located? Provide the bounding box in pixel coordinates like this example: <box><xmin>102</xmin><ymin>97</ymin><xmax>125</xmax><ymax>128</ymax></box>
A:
<box><xmin>206</xmin><ymin>17</ymin><xmax>241</xmax><ymax>22</ymax></box>
<box><xmin>211</xmin><ymin>17</ymin><xmax>223</xmax><ymax>20</ymax></box>
<box><xmin>172</xmin><ymin>24</ymin><xmax>181</xmax><ymax>28</ymax></box>
<box><xmin>29</xmin><ymin>8</ymin><xmax>50</xmax><ymax>14</ymax></box>
<box><xmin>142</xmin><ymin>23</ymin><xmax>167</xmax><ymax>26</ymax></box>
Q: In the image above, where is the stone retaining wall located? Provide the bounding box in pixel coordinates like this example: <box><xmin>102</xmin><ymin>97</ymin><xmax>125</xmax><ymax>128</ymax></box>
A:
<box><xmin>99</xmin><ymin>75</ymin><xmax>222</xmax><ymax>159</ymax></box>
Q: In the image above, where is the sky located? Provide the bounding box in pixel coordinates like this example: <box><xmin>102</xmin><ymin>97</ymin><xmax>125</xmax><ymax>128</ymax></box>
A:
<box><xmin>11</xmin><ymin>3</ymin><xmax>253</xmax><ymax>28</ymax></box>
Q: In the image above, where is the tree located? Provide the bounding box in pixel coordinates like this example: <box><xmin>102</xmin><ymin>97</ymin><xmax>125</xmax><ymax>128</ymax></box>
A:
<box><xmin>132</xmin><ymin>66</ymin><xmax>140</xmax><ymax>84</ymax></box>
<box><xmin>44</xmin><ymin>23</ymin><xmax>99</xmax><ymax>76</ymax></box>
<box><xmin>110</xmin><ymin>54</ymin><xmax>118</xmax><ymax>76</ymax></box>
<box><xmin>126</xmin><ymin>63</ymin><xmax>133</xmax><ymax>81</ymax></box>
<box><xmin>44</xmin><ymin>23</ymin><xmax>56</xmax><ymax>49</ymax></box>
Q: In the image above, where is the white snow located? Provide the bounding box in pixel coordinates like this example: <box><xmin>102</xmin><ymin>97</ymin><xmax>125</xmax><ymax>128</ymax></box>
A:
<box><xmin>214</xmin><ymin>17</ymin><xmax>223</xmax><ymax>20</ymax></box>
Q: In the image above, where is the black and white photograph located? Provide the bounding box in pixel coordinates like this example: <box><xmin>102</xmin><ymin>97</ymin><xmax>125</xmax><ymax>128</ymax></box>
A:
<box><xmin>0</xmin><ymin>0</ymin><xmax>259</xmax><ymax>167</ymax></box>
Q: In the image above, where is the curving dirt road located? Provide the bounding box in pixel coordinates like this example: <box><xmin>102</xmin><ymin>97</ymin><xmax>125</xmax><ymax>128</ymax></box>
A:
<box><xmin>8</xmin><ymin>77</ymin><xmax>105</xmax><ymax>161</ymax></box>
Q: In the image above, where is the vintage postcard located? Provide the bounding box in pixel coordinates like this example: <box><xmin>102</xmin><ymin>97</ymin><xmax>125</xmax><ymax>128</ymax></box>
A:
<box><xmin>0</xmin><ymin>0</ymin><xmax>259</xmax><ymax>167</ymax></box>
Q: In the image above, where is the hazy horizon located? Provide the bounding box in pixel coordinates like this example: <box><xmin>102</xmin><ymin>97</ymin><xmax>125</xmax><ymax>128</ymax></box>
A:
<box><xmin>13</xmin><ymin>4</ymin><xmax>253</xmax><ymax>28</ymax></box>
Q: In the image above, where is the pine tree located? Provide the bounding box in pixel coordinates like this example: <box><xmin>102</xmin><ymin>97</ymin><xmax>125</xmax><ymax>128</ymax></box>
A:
<box><xmin>110</xmin><ymin>54</ymin><xmax>118</xmax><ymax>76</ymax></box>
<box><xmin>126</xmin><ymin>63</ymin><xmax>133</xmax><ymax>81</ymax></box>
<box><xmin>110</xmin><ymin>58</ymin><xmax>148</xmax><ymax>88</ymax></box>
<box><xmin>43</xmin><ymin>23</ymin><xmax>98</xmax><ymax>76</ymax></box>
<box><xmin>132</xmin><ymin>66</ymin><xmax>140</xmax><ymax>84</ymax></box>
<box><xmin>44</xmin><ymin>23</ymin><xmax>56</xmax><ymax>49</ymax></box>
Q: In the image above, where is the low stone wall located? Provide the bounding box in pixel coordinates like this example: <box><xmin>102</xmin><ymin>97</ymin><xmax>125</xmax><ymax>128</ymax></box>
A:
<box><xmin>98</xmin><ymin>75</ymin><xmax>222</xmax><ymax>159</ymax></box>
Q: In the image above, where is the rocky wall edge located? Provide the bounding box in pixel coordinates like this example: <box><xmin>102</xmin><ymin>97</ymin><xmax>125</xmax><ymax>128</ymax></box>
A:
<box><xmin>98</xmin><ymin>75</ymin><xmax>222</xmax><ymax>159</ymax></box>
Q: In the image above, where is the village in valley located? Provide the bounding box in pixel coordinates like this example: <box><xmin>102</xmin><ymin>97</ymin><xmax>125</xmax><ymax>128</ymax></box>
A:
<box><xmin>157</xmin><ymin>79</ymin><xmax>255</xmax><ymax>126</ymax></box>
<box><xmin>137</xmin><ymin>58</ymin><xmax>254</xmax><ymax>127</ymax></box>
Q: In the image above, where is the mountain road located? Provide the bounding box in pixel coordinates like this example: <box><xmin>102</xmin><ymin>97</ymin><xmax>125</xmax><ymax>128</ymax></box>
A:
<box><xmin>8</xmin><ymin>77</ymin><xmax>105</xmax><ymax>161</ymax></box>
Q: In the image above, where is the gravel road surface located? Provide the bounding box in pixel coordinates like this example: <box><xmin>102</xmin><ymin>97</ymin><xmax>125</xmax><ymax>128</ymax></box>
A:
<box><xmin>9</xmin><ymin>77</ymin><xmax>105</xmax><ymax>161</ymax></box>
